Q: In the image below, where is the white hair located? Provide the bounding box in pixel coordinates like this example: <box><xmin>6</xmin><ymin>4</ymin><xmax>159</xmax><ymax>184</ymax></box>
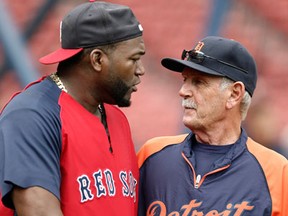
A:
<box><xmin>220</xmin><ymin>77</ymin><xmax>251</xmax><ymax>121</ymax></box>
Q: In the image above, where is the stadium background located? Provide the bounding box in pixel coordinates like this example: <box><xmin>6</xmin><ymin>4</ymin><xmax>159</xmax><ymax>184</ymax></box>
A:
<box><xmin>0</xmin><ymin>0</ymin><xmax>288</xmax><ymax>157</ymax></box>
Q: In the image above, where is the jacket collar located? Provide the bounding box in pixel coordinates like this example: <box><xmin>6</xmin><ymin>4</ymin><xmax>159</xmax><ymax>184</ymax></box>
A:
<box><xmin>182</xmin><ymin>128</ymin><xmax>248</xmax><ymax>168</ymax></box>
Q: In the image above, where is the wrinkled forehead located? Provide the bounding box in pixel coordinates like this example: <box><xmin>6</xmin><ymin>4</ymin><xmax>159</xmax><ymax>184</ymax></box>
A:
<box><xmin>182</xmin><ymin>67</ymin><xmax>223</xmax><ymax>80</ymax></box>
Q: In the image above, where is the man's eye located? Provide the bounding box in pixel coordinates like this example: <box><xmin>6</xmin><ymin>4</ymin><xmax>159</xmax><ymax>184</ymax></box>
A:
<box><xmin>132</xmin><ymin>58</ymin><xmax>140</xmax><ymax>62</ymax></box>
<box><xmin>192</xmin><ymin>79</ymin><xmax>203</xmax><ymax>85</ymax></box>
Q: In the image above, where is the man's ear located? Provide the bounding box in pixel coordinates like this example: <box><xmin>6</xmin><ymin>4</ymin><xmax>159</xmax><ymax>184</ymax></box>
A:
<box><xmin>226</xmin><ymin>81</ymin><xmax>246</xmax><ymax>109</ymax></box>
<box><xmin>89</xmin><ymin>49</ymin><xmax>106</xmax><ymax>71</ymax></box>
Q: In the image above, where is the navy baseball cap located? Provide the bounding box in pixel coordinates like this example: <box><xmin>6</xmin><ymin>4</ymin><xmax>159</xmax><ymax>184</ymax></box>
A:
<box><xmin>39</xmin><ymin>1</ymin><xmax>143</xmax><ymax>65</ymax></box>
<box><xmin>161</xmin><ymin>36</ymin><xmax>257</xmax><ymax>96</ymax></box>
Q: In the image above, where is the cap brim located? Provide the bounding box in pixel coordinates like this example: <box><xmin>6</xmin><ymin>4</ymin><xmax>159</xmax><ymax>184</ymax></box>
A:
<box><xmin>39</xmin><ymin>48</ymin><xmax>83</xmax><ymax>65</ymax></box>
<box><xmin>161</xmin><ymin>58</ymin><xmax>224</xmax><ymax>77</ymax></box>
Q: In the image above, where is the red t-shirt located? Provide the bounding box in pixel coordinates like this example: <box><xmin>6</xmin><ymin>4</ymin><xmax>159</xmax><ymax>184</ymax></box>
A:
<box><xmin>0</xmin><ymin>77</ymin><xmax>139</xmax><ymax>215</ymax></box>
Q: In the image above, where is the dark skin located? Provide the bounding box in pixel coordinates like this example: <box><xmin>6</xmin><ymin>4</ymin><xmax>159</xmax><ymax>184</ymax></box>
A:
<box><xmin>60</xmin><ymin>36</ymin><xmax>145</xmax><ymax>116</ymax></box>
<box><xmin>11</xmin><ymin>36</ymin><xmax>145</xmax><ymax>216</ymax></box>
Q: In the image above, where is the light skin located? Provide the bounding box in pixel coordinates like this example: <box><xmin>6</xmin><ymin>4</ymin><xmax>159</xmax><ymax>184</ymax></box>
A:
<box><xmin>179</xmin><ymin>68</ymin><xmax>245</xmax><ymax>145</ymax></box>
<box><xmin>11</xmin><ymin>36</ymin><xmax>146</xmax><ymax>216</ymax></box>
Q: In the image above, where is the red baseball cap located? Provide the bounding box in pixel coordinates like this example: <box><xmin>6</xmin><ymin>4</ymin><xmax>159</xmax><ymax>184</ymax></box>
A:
<box><xmin>39</xmin><ymin>48</ymin><xmax>83</xmax><ymax>65</ymax></box>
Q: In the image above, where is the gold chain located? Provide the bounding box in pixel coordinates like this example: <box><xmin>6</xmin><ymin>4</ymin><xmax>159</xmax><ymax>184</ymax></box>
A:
<box><xmin>50</xmin><ymin>73</ymin><xmax>68</xmax><ymax>93</ymax></box>
<box><xmin>49</xmin><ymin>72</ymin><xmax>110</xmax><ymax>147</ymax></box>
<box><xmin>50</xmin><ymin>72</ymin><xmax>103</xmax><ymax>120</ymax></box>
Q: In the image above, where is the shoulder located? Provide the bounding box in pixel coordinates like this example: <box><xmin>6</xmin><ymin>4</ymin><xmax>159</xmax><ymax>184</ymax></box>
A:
<box><xmin>247</xmin><ymin>138</ymin><xmax>288</xmax><ymax>215</ymax></box>
<box><xmin>247</xmin><ymin>137</ymin><xmax>287</xmax><ymax>166</ymax></box>
<box><xmin>1</xmin><ymin>78</ymin><xmax>62</xmax><ymax>133</ymax></box>
<box><xmin>1</xmin><ymin>77</ymin><xmax>60</xmax><ymax>116</ymax></box>
<box><xmin>137</xmin><ymin>134</ymin><xmax>189</xmax><ymax>168</ymax></box>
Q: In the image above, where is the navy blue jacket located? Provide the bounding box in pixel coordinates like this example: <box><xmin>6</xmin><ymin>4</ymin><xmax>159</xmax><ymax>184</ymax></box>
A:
<box><xmin>137</xmin><ymin>130</ymin><xmax>288</xmax><ymax>216</ymax></box>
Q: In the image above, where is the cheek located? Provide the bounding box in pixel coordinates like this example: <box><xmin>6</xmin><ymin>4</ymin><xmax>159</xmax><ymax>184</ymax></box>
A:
<box><xmin>117</xmin><ymin>62</ymin><xmax>135</xmax><ymax>80</ymax></box>
<box><xmin>197</xmin><ymin>94</ymin><xmax>222</xmax><ymax>116</ymax></box>
<box><xmin>205</xmin><ymin>96</ymin><xmax>227</xmax><ymax>118</ymax></box>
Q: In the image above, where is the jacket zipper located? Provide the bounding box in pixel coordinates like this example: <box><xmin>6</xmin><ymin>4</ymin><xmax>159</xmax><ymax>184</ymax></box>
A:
<box><xmin>195</xmin><ymin>174</ymin><xmax>201</xmax><ymax>189</ymax></box>
<box><xmin>182</xmin><ymin>152</ymin><xmax>231</xmax><ymax>189</ymax></box>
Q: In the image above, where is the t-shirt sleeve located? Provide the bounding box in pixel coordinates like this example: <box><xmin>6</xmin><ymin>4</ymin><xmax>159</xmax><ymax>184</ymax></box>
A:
<box><xmin>0</xmin><ymin>107</ymin><xmax>62</xmax><ymax>209</ymax></box>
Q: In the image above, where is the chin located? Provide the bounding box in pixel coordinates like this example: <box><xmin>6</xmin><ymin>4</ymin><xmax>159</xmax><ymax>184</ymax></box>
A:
<box><xmin>183</xmin><ymin>117</ymin><xmax>197</xmax><ymax>128</ymax></box>
<box><xmin>117</xmin><ymin>100</ymin><xmax>131</xmax><ymax>107</ymax></box>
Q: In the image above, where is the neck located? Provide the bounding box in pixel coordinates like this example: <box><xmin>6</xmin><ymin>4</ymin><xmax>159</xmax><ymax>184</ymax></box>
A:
<box><xmin>50</xmin><ymin>72</ymin><xmax>102</xmax><ymax>118</ymax></box>
<box><xmin>192</xmin><ymin>123</ymin><xmax>242</xmax><ymax>145</ymax></box>
<box><xmin>50</xmin><ymin>73</ymin><xmax>68</xmax><ymax>93</ymax></box>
